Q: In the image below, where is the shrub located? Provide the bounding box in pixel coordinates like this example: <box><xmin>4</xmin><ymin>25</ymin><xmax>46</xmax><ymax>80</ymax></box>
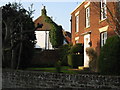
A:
<box><xmin>98</xmin><ymin>35</ymin><xmax>120</xmax><ymax>75</ymax></box>
<box><xmin>86</xmin><ymin>47</ymin><xmax>98</xmax><ymax>72</ymax></box>
<box><xmin>55</xmin><ymin>60</ymin><xmax>61</xmax><ymax>73</ymax></box>
<box><xmin>68</xmin><ymin>43</ymin><xmax>84</xmax><ymax>68</ymax></box>
<box><xmin>68</xmin><ymin>54</ymin><xmax>84</xmax><ymax>68</ymax></box>
<box><xmin>69</xmin><ymin>43</ymin><xmax>84</xmax><ymax>54</ymax></box>
<box><xmin>58</xmin><ymin>44</ymin><xmax>72</xmax><ymax>66</ymax></box>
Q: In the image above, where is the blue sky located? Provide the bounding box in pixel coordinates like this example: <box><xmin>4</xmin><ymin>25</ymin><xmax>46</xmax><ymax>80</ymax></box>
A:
<box><xmin>0</xmin><ymin>1</ymin><xmax>82</xmax><ymax>32</ymax></box>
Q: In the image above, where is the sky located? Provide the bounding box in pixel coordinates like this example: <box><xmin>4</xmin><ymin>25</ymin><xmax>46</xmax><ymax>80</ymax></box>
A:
<box><xmin>0</xmin><ymin>1</ymin><xmax>83</xmax><ymax>32</ymax></box>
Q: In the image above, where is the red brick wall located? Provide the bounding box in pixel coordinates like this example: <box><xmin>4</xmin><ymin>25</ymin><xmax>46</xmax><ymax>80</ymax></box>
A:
<box><xmin>71</xmin><ymin>1</ymin><xmax>118</xmax><ymax>55</ymax></box>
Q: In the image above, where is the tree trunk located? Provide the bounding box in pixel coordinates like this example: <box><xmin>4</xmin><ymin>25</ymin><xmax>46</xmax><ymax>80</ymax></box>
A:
<box><xmin>11</xmin><ymin>48</ymin><xmax>17</xmax><ymax>69</ymax></box>
<box><xmin>10</xmin><ymin>28</ymin><xmax>17</xmax><ymax>69</ymax></box>
<box><xmin>17</xmin><ymin>24</ymin><xmax>23</xmax><ymax>69</ymax></box>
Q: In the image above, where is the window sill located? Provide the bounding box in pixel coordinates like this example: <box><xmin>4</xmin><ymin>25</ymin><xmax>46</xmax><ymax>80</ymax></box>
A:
<box><xmin>99</xmin><ymin>18</ymin><xmax>107</xmax><ymax>23</ymax></box>
<box><xmin>85</xmin><ymin>26</ymin><xmax>90</xmax><ymax>29</ymax></box>
<box><xmin>75</xmin><ymin>32</ymin><xmax>79</xmax><ymax>34</ymax></box>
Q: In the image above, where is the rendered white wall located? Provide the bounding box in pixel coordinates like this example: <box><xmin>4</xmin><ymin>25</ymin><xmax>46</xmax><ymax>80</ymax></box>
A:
<box><xmin>35</xmin><ymin>31</ymin><xmax>53</xmax><ymax>49</ymax></box>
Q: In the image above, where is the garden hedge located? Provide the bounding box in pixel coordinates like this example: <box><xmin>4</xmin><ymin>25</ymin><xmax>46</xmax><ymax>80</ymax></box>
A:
<box><xmin>69</xmin><ymin>43</ymin><xmax>84</xmax><ymax>54</ymax></box>
<box><xmin>58</xmin><ymin>44</ymin><xmax>72</xmax><ymax>66</ymax></box>
<box><xmin>68</xmin><ymin>54</ymin><xmax>84</xmax><ymax>68</ymax></box>
<box><xmin>68</xmin><ymin>43</ymin><xmax>84</xmax><ymax>68</ymax></box>
<box><xmin>98</xmin><ymin>35</ymin><xmax>120</xmax><ymax>75</ymax></box>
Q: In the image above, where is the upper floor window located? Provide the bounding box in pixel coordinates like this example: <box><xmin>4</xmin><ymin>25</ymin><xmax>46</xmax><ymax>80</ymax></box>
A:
<box><xmin>76</xmin><ymin>15</ymin><xmax>79</xmax><ymax>32</ymax></box>
<box><xmin>86</xmin><ymin>7</ymin><xmax>90</xmax><ymax>28</ymax></box>
<box><xmin>100</xmin><ymin>31</ymin><xmax>107</xmax><ymax>47</ymax></box>
<box><xmin>101</xmin><ymin>0</ymin><xmax>107</xmax><ymax>20</ymax></box>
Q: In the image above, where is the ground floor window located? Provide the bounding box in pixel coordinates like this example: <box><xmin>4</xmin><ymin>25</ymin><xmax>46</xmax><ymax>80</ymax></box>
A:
<box><xmin>75</xmin><ymin>40</ymin><xmax>79</xmax><ymax>44</ymax></box>
<box><xmin>100</xmin><ymin>31</ymin><xmax>107</xmax><ymax>47</ymax></box>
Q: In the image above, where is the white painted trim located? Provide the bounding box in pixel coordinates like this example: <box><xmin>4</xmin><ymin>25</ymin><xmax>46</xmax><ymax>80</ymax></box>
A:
<box><xmin>99</xmin><ymin>25</ymin><xmax>109</xmax><ymax>33</ymax></box>
<box><xmin>75</xmin><ymin>36</ymin><xmax>79</xmax><ymax>40</ymax></box>
<box><xmin>84</xmin><ymin>1</ymin><xmax>90</xmax><ymax>8</ymax></box>
<box><xmin>81</xmin><ymin>31</ymin><xmax>91</xmax><ymax>36</ymax></box>
<box><xmin>84</xmin><ymin>34</ymin><xmax>90</xmax><ymax>67</ymax></box>
<box><xmin>75</xmin><ymin>11</ymin><xmax>80</xmax><ymax>16</ymax></box>
<box><xmin>71</xmin><ymin>0</ymin><xmax>86</xmax><ymax>14</ymax></box>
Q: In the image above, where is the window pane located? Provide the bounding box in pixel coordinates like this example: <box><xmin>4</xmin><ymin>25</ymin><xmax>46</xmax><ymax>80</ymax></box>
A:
<box><xmin>101</xmin><ymin>32</ymin><xmax>107</xmax><ymax>47</ymax></box>
<box><xmin>76</xmin><ymin>15</ymin><xmax>79</xmax><ymax>32</ymax></box>
<box><xmin>101</xmin><ymin>33</ymin><xmax>103</xmax><ymax>47</ymax></box>
<box><xmin>104</xmin><ymin>32</ymin><xmax>107</xmax><ymax>44</ymax></box>
<box><xmin>101</xmin><ymin>0</ymin><xmax>107</xmax><ymax>20</ymax></box>
<box><xmin>86</xmin><ymin>7</ymin><xmax>90</xmax><ymax>28</ymax></box>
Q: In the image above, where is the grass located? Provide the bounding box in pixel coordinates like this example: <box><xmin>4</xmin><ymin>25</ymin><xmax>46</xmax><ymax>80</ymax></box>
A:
<box><xmin>26</xmin><ymin>66</ymin><xmax>79</xmax><ymax>74</ymax></box>
<box><xmin>26</xmin><ymin>66</ymin><xmax>98</xmax><ymax>74</ymax></box>
<box><xmin>27</xmin><ymin>67</ymin><xmax>56</xmax><ymax>71</ymax></box>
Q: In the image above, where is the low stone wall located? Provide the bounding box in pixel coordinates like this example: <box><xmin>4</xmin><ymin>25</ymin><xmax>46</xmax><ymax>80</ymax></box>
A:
<box><xmin>2</xmin><ymin>69</ymin><xmax>120</xmax><ymax>89</ymax></box>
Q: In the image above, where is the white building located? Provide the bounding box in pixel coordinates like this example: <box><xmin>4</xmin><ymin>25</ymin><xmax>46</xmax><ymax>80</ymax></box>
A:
<box><xmin>34</xmin><ymin>6</ymin><xmax>53</xmax><ymax>50</ymax></box>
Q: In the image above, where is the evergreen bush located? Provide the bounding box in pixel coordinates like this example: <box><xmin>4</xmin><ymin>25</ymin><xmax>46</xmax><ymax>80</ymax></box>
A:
<box><xmin>55</xmin><ymin>60</ymin><xmax>61</xmax><ymax>73</ymax></box>
<box><xmin>98</xmin><ymin>35</ymin><xmax>120</xmax><ymax>75</ymax></box>
<box><xmin>68</xmin><ymin>43</ymin><xmax>84</xmax><ymax>68</ymax></box>
<box><xmin>69</xmin><ymin>43</ymin><xmax>84</xmax><ymax>54</ymax></box>
<box><xmin>58</xmin><ymin>44</ymin><xmax>72</xmax><ymax>66</ymax></box>
<box><xmin>68</xmin><ymin>54</ymin><xmax>84</xmax><ymax>68</ymax></box>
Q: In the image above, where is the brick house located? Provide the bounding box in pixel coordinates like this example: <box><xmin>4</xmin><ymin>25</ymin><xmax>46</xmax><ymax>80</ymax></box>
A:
<box><xmin>71</xmin><ymin>0</ymin><xmax>120</xmax><ymax>67</ymax></box>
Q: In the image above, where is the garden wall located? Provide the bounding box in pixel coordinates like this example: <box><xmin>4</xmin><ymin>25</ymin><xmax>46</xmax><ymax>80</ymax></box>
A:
<box><xmin>30</xmin><ymin>50</ymin><xmax>59</xmax><ymax>67</ymax></box>
<box><xmin>2</xmin><ymin>69</ymin><xmax>120</xmax><ymax>89</ymax></box>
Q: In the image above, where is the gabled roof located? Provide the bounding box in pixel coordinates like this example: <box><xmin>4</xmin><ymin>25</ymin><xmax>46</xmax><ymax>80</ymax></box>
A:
<box><xmin>34</xmin><ymin>16</ymin><xmax>52</xmax><ymax>31</ymax></box>
<box><xmin>34</xmin><ymin>6</ymin><xmax>52</xmax><ymax>31</ymax></box>
<box><xmin>71</xmin><ymin>0</ymin><xmax>89</xmax><ymax>15</ymax></box>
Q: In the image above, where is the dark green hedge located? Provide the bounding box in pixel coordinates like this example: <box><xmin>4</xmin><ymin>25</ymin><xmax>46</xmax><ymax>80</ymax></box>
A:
<box><xmin>98</xmin><ymin>35</ymin><xmax>120</xmax><ymax>75</ymax></box>
<box><xmin>67</xmin><ymin>43</ymin><xmax>84</xmax><ymax>68</ymax></box>
<box><xmin>68</xmin><ymin>54</ymin><xmax>84</xmax><ymax>68</ymax></box>
<box><xmin>69</xmin><ymin>43</ymin><xmax>84</xmax><ymax>54</ymax></box>
<box><xmin>58</xmin><ymin>44</ymin><xmax>72</xmax><ymax>66</ymax></box>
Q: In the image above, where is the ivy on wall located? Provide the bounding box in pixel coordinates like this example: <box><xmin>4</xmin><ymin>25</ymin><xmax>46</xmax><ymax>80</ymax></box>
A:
<box><xmin>41</xmin><ymin>7</ymin><xmax>64</xmax><ymax>48</ymax></box>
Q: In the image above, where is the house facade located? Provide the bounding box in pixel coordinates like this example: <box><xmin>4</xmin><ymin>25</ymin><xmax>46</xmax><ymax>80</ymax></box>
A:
<box><xmin>34</xmin><ymin>6</ymin><xmax>71</xmax><ymax>49</ymax></box>
<box><xmin>34</xmin><ymin>6</ymin><xmax>53</xmax><ymax>49</ymax></box>
<box><xmin>71</xmin><ymin>0</ymin><xmax>120</xmax><ymax>67</ymax></box>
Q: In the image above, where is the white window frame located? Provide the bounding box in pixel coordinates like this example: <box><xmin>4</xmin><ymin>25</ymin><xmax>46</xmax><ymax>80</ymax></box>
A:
<box><xmin>101</xmin><ymin>0</ymin><xmax>107</xmax><ymax>20</ymax></box>
<box><xmin>86</xmin><ymin>7</ymin><xmax>90</xmax><ymax>28</ymax></box>
<box><xmin>75</xmin><ymin>40</ymin><xmax>79</xmax><ymax>44</ymax></box>
<box><xmin>75</xmin><ymin>36</ymin><xmax>79</xmax><ymax>44</ymax></box>
<box><xmin>76</xmin><ymin>15</ymin><xmax>79</xmax><ymax>32</ymax></box>
<box><xmin>100</xmin><ymin>32</ymin><xmax>107</xmax><ymax>47</ymax></box>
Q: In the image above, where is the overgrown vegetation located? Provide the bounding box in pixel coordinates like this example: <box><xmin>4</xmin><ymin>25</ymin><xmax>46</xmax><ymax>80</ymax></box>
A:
<box><xmin>98</xmin><ymin>35</ymin><xmax>120</xmax><ymax>75</ymax></box>
<box><xmin>41</xmin><ymin>7</ymin><xmax>64</xmax><ymax>48</ymax></box>
<box><xmin>49</xmin><ymin>24</ymin><xmax>64</xmax><ymax>48</ymax></box>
